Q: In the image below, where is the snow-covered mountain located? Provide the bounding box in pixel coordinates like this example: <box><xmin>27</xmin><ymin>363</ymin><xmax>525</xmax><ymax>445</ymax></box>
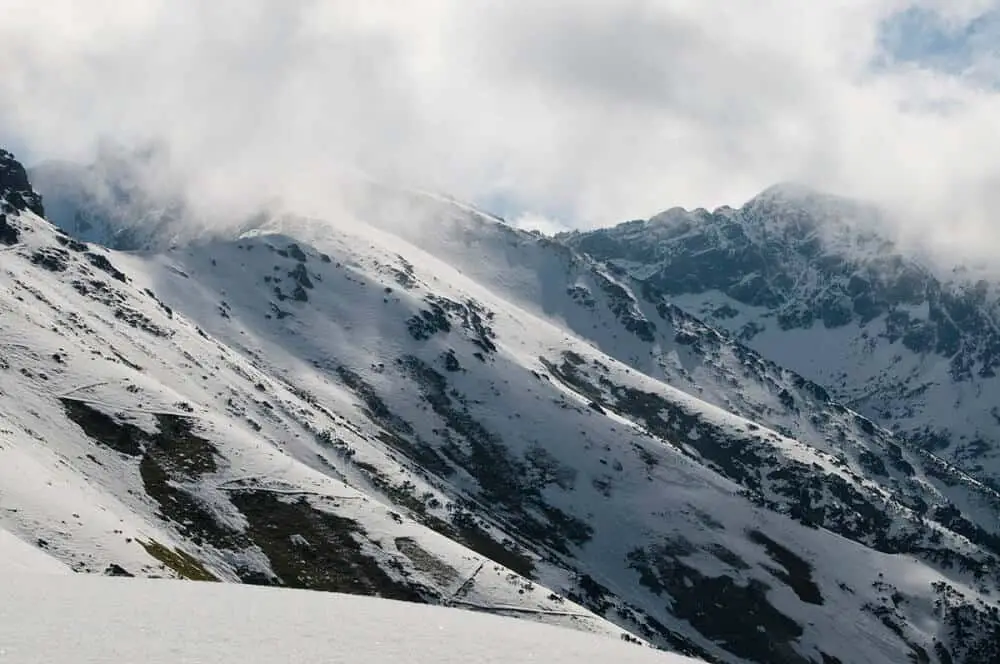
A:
<box><xmin>565</xmin><ymin>185</ymin><xmax>1000</xmax><ymax>490</ymax></box>
<box><xmin>4</xmin><ymin>149</ymin><xmax>1000</xmax><ymax>663</ymax></box>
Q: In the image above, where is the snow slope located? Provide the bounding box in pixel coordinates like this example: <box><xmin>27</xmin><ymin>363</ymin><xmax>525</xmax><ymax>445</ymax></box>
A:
<box><xmin>6</xmin><ymin>150</ymin><xmax>1000</xmax><ymax>663</ymax></box>
<box><xmin>2</xmin><ymin>151</ymin><xmax>633</xmax><ymax>643</ymax></box>
<box><xmin>0</xmin><ymin>573</ymin><xmax>693</xmax><ymax>664</ymax></box>
<box><xmin>0</xmin><ymin>527</ymin><xmax>70</xmax><ymax>574</ymax></box>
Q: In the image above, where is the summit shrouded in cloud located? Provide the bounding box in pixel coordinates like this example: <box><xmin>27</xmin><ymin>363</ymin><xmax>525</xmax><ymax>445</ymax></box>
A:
<box><xmin>3</xmin><ymin>0</ymin><xmax>1000</xmax><ymax>251</ymax></box>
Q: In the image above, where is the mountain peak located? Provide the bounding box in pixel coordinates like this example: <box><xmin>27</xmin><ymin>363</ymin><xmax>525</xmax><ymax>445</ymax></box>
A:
<box><xmin>744</xmin><ymin>181</ymin><xmax>882</xmax><ymax>229</ymax></box>
<box><xmin>0</xmin><ymin>149</ymin><xmax>44</xmax><ymax>218</ymax></box>
<box><xmin>750</xmin><ymin>181</ymin><xmax>820</xmax><ymax>203</ymax></box>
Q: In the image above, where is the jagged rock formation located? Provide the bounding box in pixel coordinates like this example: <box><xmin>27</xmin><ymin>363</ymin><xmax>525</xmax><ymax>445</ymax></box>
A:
<box><xmin>565</xmin><ymin>185</ymin><xmax>1000</xmax><ymax>490</ymax></box>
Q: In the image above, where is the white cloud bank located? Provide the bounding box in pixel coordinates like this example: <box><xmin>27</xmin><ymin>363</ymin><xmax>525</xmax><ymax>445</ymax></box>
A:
<box><xmin>3</xmin><ymin>0</ymin><xmax>1000</xmax><ymax>248</ymax></box>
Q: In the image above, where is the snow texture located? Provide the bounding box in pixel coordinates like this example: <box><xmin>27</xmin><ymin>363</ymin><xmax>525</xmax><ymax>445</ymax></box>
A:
<box><xmin>0</xmin><ymin>151</ymin><xmax>997</xmax><ymax>664</ymax></box>
<box><xmin>0</xmin><ymin>573</ymin><xmax>694</xmax><ymax>664</ymax></box>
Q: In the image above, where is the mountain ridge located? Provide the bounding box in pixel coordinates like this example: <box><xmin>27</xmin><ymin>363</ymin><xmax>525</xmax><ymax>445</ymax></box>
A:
<box><xmin>4</xmin><ymin>150</ymin><xmax>1000</xmax><ymax>663</ymax></box>
<box><xmin>564</xmin><ymin>190</ymin><xmax>1000</xmax><ymax>491</ymax></box>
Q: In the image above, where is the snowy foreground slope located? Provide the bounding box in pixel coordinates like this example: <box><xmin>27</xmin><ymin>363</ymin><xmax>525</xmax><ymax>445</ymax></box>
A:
<box><xmin>5</xmin><ymin>149</ymin><xmax>1000</xmax><ymax>663</ymax></box>
<box><xmin>0</xmin><ymin>567</ymin><xmax>693</xmax><ymax>664</ymax></box>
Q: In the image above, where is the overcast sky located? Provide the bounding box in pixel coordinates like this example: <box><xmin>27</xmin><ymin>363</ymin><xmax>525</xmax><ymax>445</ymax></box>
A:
<box><xmin>2</xmin><ymin>0</ymin><xmax>1000</xmax><ymax>242</ymax></box>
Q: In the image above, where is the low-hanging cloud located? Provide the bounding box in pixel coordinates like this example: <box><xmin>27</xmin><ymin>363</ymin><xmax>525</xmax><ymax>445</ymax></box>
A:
<box><xmin>3</xmin><ymin>0</ymin><xmax>1000</xmax><ymax>254</ymax></box>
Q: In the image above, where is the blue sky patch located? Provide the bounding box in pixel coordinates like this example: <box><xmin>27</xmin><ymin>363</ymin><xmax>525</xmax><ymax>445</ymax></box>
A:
<box><xmin>878</xmin><ymin>6</ymin><xmax>1000</xmax><ymax>78</ymax></box>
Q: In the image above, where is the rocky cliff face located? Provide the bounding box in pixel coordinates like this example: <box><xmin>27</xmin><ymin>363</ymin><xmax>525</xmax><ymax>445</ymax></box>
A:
<box><xmin>1</xmin><ymin>149</ymin><xmax>45</xmax><ymax>244</ymax></box>
<box><xmin>564</xmin><ymin>185</ymin><xmax>1000</xmax><ymax>488</ymax></box>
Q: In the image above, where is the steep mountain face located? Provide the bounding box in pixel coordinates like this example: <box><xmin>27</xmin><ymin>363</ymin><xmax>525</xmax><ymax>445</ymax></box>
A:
<box><xmin>564</xmin><ymin>185</ymin><xmax>1000</xmax><ymax>488</ymax></box>
<box><xmin>6</xmin><ymin>153</ymin><xmax>1000</xmax><ymax>663</ymax></box>
<box><xmin>1</xmin><ymin>149</ymin><xmax>45</xmax><ymax>243</ymax></box>
<box><xmin>2</xmin><ymin>161</ymin><xmax>626</xmax><ymax>643</ymax></box>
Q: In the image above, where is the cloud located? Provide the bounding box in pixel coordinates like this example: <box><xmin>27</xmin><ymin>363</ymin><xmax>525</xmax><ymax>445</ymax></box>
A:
<box><xmin>3</xmin><ymin>0</ymin><xmax>1000</xmax><ymax>255</ymax></box>
<box><xmin>509</xmin><ymin>211</ymin><xmax>572</xmax><ymax>237</ymax></box>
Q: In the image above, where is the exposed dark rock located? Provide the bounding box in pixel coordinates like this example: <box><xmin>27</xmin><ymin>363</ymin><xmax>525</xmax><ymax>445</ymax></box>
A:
<box><xmin>0</xmin><ymin>149</ymin><xmax>45</xmax><ymax>217</ymax></box>
<box><xmin>286</xmin><ymin>243</ymin><xmax>307</xmax><ymax>262</ymax></box>
<box><xmin>30</xmin><ymin>247</ymin><xmax>71</xmax><ymax>272</ymax></box>
<box><xmin>628</xmin><ymin>541</ymin><xmax>810</xmax><ymax>664</ymax></box>
<box><xmin>61</xmin><ymin>399</ymin><xmax>146</xmax><ymax>456</ymax></box>
<box><xmin>85</xmin><ymin>252</ymin><xmax>128</xmax><ymax>282</ymax></box>
<box><xmin>748</xmin><ymin>529</ymin><xmax>824</xmax><ymax>605</ymax></box>
<box><xmin>230</xmin><ymin>492</ymin><xmax>428</xmax><ymax>601</ymax></box>
<box><xmin>0</xmin><ymin>213</ymin><xmax>18</xmax><ymax>245</ymax></box>
<box><xmin>104</xmin><ymin>563</ymin><xmax>134</xmax><ymax>577</ymax></box>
